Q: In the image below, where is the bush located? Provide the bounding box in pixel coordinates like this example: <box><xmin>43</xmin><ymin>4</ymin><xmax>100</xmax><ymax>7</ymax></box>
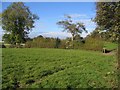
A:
<box><xmin>25</xmin><ymin>36</ymin><xmax>104</xmax><ymax>51</ymax></box>
<box><xmin>59</xmin><ymin>40</ymin><xmax>67</xmax><ymax>49</ymax></box>
<box><xmin>25</xmin><ymin>37</ymin><xmax>56</xmax><ymax>48</ymax></box>
<box><xmin>9</xmin><ymin>45</ymin><xmax>16</xmax><ymax>48</ymax></box>
<box><xmin>83</xmin><ymin>37</ymin><xmax>104</xmax><ymax>51</ymax></box>
<box><xmin>73</xmin><ymin>41</ymin><xmax>84</xmax><ymax>49</ymax></box>
<box><xmin>25</xmin><ymin>37</ymin><xmax>69</xmax><ymax>49</ymax></box>
<box><xmin>25</xmin><ymin>41</ymin><xmax>32</xmax><ymax>48</ymax></box>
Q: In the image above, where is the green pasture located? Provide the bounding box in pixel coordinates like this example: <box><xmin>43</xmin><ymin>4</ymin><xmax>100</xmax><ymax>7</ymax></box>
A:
<box><xmin>2</xmin><ymin>48</ymin><xmax>118</xmax><ymax>88</ymax></box>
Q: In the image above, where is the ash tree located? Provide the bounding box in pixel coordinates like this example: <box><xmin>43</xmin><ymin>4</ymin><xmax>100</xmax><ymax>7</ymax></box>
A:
<box><xmin>57</xmin><ymin>15</ymin><xmax>87</xmax><ymax>42</ymax></box>
<box><xmin>1</xmin><ymin>2</ymin><xmax>39</xmax><ymax>45</ymax></box>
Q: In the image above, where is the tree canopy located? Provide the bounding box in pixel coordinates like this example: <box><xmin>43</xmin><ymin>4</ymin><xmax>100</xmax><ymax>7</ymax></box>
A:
<box><xmin>94</xmin><ymin>2</ymin><xmax>120</xmax><ymax>42</ymax></box>
<box><xmin>2</xmin><ymin>2</ymin><xmax>39</xmax><ymax>44</ymax></box>
<box><xmin>57</xmin><ymin>15</ymin><xmax>87</xmax><ymax>41</ymax></box>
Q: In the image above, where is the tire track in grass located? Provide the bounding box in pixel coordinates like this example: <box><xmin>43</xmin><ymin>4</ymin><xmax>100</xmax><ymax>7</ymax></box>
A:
<box><xmin>33</xmin><ymin>59</ymin><xmax>93</xmax><ymax>85</ymax></box>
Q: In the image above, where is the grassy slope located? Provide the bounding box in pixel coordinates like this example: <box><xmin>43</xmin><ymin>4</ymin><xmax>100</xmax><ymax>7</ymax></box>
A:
<box><xmin>104</xmin><ymin>42</ymin><xmax>117</xmax><ymax>50</ymax></box>
<box><xmin>2</xmin><ymin>48</ymin><xmax>118</xmax><ymax>88</ymax></box>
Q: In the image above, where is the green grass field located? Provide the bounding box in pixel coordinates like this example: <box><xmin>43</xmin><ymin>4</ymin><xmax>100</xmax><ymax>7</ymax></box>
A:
<box><xmin>2</xmin><ymin>48</ymin><xmax>118</xmax><ymax>88</ymax></box>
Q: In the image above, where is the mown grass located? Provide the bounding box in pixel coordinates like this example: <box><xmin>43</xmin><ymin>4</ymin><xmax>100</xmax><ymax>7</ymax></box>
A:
<box><xmin>2</xmin><ymin>48</ymin><xmax>118</xmax><ymax>88</ymax></box>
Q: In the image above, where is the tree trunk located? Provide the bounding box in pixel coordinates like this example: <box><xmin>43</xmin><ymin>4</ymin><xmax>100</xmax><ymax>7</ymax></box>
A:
<box><xmin>71</xmin><ymin>36</ymin><xmax>74</xmax><ymax>41</ymax></box>
<box><xmin>117</xmin><ymin>29</ymin><xmax>120</xmax><ymax>89</ymax></box>
<box><xmin>71</xmin><ymin>34</ymin><xmax>74</xmax><ymax>49</ymax></box>
<box><xmin>118</xmin><ymin>36</ymin><xmax>120</xmax><ymax>62</ymax></box>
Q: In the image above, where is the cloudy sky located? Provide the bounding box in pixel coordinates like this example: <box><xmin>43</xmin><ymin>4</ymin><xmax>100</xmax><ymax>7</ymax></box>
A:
<box><xmin>1</xmin><ymin>2</ymin><xmax>96</xmax><ymax>40</ymax></box>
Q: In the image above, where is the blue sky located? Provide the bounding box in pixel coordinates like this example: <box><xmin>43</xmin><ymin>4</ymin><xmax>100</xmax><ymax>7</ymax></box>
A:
<box><xmin>0</xmin><ymin>2</ymin><xmax>96</xmax><ymax>40</ymax></box>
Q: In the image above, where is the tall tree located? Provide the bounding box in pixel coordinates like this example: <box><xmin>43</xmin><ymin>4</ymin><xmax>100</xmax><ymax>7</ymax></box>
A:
<box><xmin>1</xmin><ymin>2</ymin><xmax>39</xmax><ymax>44</ymax></box>
<box><xmin>94</xmin><ymin>2</ymin><xmax>120</xmax><ymax>42</ymax></box>
<box><xmin>57</xmin><ymin>15</ymin><xmax>87</xmax><ymax>42</ymax></box>
<box><xmin>94</xmin><ymin>2</ymin><xmax>120</xmax><ymax>80</ymax></box>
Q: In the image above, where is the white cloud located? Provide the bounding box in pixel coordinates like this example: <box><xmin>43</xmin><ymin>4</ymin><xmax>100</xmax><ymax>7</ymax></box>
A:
<box><xmin>29</xmin><ymin>31</ymin><xmax>89</xmax><ymax>39</ymax></box>
<box><xmin>61</xmin><ymin>13</ymin><xmax>96</xmax><ymax>31</ymax></box>
<box><xmin>42</xmin><ymin>31</ymin><xmax>90</xmax><ymax>38</ymax></box>
<box><xmin>62</xmin><ymin>13</ymin><xmax>91</xmax><ymax>19</ymax></box>
<box><xmin>41</xmin><ymin>32</ymin><xmax>72</xmax><ymax>39</ymax></box>
<box><xmin>69</xmin><ymin>14</ymin><xmax>88</xmax><ymax>18</ymax></box>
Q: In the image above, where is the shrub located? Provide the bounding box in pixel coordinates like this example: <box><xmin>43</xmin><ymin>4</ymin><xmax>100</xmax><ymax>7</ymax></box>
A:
<box><xmin>59</xmin><ymin>40</ymin><xmax>68</xmax><ymax>49</ymax></box>
<box><xmin>73</xmin><ymin>41</ymin><xmax>84</xmax><ymax>49</ymax></box>
<box><xmin>25</xmin><ymin>37</ymin><xmax>56</xmax><ymax>48</ymax></box>
<box><xmin>9</xmin><ymin>45</ymin><xmax>16</xmax><ymax>48</ymax></box>
<box><xmin>24</xmin><ymin>36</ymin><xmax>104</xmax><ymax>51</ymax></box>
<box><xmin>83</xmin><ymin>37</ymin><xmax>104</xmax><ymax>51</ymax></box>
<box><xmin>25</xmin><ymin>41</ymin><xmax>32</xmax><ymax>48</ymax></box>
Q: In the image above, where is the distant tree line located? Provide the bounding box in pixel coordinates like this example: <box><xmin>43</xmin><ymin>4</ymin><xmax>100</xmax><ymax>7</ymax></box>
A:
<box><xmin>24</xmin><ymin>35</ymin><xmax>104</xmax><ymax>51</ymax></box>
<box><xmin>25</xmin><ymin>36</ymin><xmax>61</xmax><ymax>48</ymax></box>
